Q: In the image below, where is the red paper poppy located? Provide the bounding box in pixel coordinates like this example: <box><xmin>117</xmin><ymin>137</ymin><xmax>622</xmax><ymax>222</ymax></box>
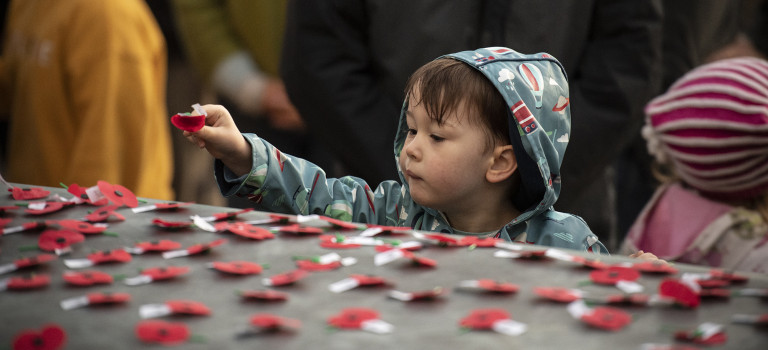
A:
<box><xmin>476</xmin><ymin>279</ymin><xmax>519</xmax><ymax>293</ymax></box>
<box><xmin>295</xmin><ymin>260</ymin><xmax>342</xmax><ymax>271</ymax></box>
<box><xmin>210</xmin><ymin>261</ymin><xmax>263</xmax><ymax>275</ymax></box>
<box><xmin>589</xmin><ymin>266</ymin><xmax>640</xmax><ymax>285</ymax></box>
<box><xmin>318</xmin><ymin>234</ymin><xmax>362</xmax><ymax>249</ymax></box>
<box><xmin>580</xmin><ymin>306</ymin><xmax>632</xmax><ymax>331</ymax></box>
<box><xmin>9</xmin><ymin>187</ymin><xmax>50</xmax><ymax>201</ymax></box>
<box><xmin>88</xmin><ymin>291</ymin><xmax>131</xmax><ymax>304</ymax></box>
<box><xmin>3</xmin><ymin>221</ymin><xmax>48</xmax><ymax>235</ymax></box>
<box><xmin>392</xmin><ymin>287</ymin><xmax>446</xmax><ymax>301</ymax></box>
<box><xmin>277</xmin><ymin>224</ymin><xmax>323</xmax><ymax>235</ymax></box>
<box><xmin>631</xmin><ymin>261</ymin><xmax>678</xmax><ymax>274</ymax></box>
<box><xmin>6</xmin><ymin>274</ymin><xmax>51</xmax><ymax>290</ymax></box>
<box><xmin>226</xmin><ymin>223</ymin><xmax>275</xmax><ymax>240</ymax></box>
<box><xmin>87</xmin><ymin>249</ymin><xmax>132</xmax><ymax>264</ymax></box>
<box><xmin>63</xmin><ymin>270</ymin><xmax>114</xmax><ymax>286</ymax></box>
<box><xmin>709</xmin><ymin>269</ymin><xmax>748</xmax><ymax>283</ymax></box>
<box><xmin>185</xmin><ymin>238</ymin><xmax>227</xmax><ymax>255</ymax></box>
<box><xmin>14</xmin><ymin>254</ymin><xmax>57</xmax><ymax>269</ymax></box>
<box><xmin>675</xmin><ymin>329</ymin><xmax>728</xmax><ymax>345</ymax></box>
<box><xmin>422</xmin><ymin>233</ymin><xmax>460</xmax><ymax>245</ymax></box>
<box><xmin>171</xmin><ymin>112</ymin><xmax>205</xmax><ymax>132</ymax></box>
<box><xmin>85</xmin><ymin>205</ymin><xmax>125</xmax><ymax>222</ymax></box>
<box><xmin>250</xmin><ymin>313</ymin><xmax>301</xmax><ymax>331</ymax></box>
<box><xmin>0</xmin><ymin>218</ymin><xmax>11</xmax><ymax>228</ymax></box>
<box><xmin>25</xmin><ymin>202</ymin><xmax>74</xmax><ymax>215</ymax></box>
<box><xmin>166</xmin><ymin>300</ymin><xmax>211</xmax><ymax>316</ymax></box>
<box><xmin>659</xmin><ymin>279</ymin><xmax>700</xmax><ymax>308</ymax></box>
<box><xmin>409</xmin><ymin>254</ymin><xmax>437</xmax><ymax>267</ymax></box>
<box><xmin>697</xmin><ymin>279</ymin><xmax>730</xmax><ymax>288</ymax></box>
<box><xmin>374</xmin><ymin>242</ymin><xmax>422</xmax><ymax>252</ymax></box>
<box><xmin>66</xmin><ymin>183</ymin><xmax>109</xmax><ymax>206</ymax></box>
<box><xmin>211</xmin><ymin>208</ymin><xmax>253</xmax><ymax>221</ymax></box>
<box><xmin>134</xmin><ymin>240</ymin><xmax>182</xmax><ymax>252</ymax></box>
<box><xmin>570</xmin><ymin>256</ymin><xmax>609</xmax><ymax>270</ymax></box>
<box><xmin>51</xmin><ymin>219</ymin><xmax>107</xmax><ymax>235</ymax></box>
<box><xmin>141</xmin><ymin>266</ymin><xmax>191</xmax><ymax>281</ymax></box>
<box><xmin>154</xmin><ymin>202</ymin><xmax>193</xmax><ymax>210</ymax></box>
<box><xmin>699</xmin><ymin>288</ymin><xmax>731</xmax><ymax>299</ymax></box>
<box><xmin>151</xmin><ymin>218</ymin><xmax>193</xmax><ymax>229</ymax></box>
<box><xmin>351</xmin><ymin>274</ymin><xmax>387</xmax><ymax>286</ymax></box>
<box><xmin>460</xmin><ymin>309</ymin><xmax>510</xmax><ymax>330</ymax></box>
<box><xmin>319</xmin><ymin>216</ymin><xmax>365</xmax><ymax>230</ymax></box>
<box><xmin>457</xmin><ymin>236</ymin><xmax>503</xmax><ymax>248</ymax></box>
<box><xmin>240</xmin><ymin>289</ymin><xmax>289</xmax><ymax>301</ymax></box>
<box><xmin>264</xmin><ymin>269</ymin><xmax>309</xmax><ymax>286</ymax></box>
<box><xmin>603</xmin><ymin>293</ymin><xmax>650</xmax><ymax>305</ymax></box>
<box><xmin>38</xmin><ymin>230</ymin><xmax>85</xmax><ymax>252</ymax></box>
<box><xmin>0</xmin><ymin>205</ymin><xmax>21</xmax><ymax>214</ymax></box>
<box><xmin>12</xmin><ymin>324</ymin><xmax>66</xmax><ymax>350</ymax></box>
<box><xmin>533</xmin><ymin>287</ymin><xmax>582</xmax><ymax>303</ymax></box>
<box><xmin>327</xmin><ymin>308</ymin><xmax>379</xmax><ymax>329</ymax></box>
<box><xmin>135</xmin><ymin>320</ymin><xmax>190</xmax><ymax>345</ymax></box>
<box><xmin>364</xmin><ymin>224</ymin><xmax>412</xmax><ymax>235</ymax></box>
<box><xmin>97</xmin><ymin>181</ymin><xmax>138</xmax><ymax>208</ymax></box>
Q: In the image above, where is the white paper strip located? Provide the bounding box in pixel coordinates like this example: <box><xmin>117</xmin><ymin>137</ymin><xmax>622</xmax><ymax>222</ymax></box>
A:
<box><xmin>397</xmin><ymin>241</ymin><xmax>422</xmax><ymax>250</ymax></box>
<box><xmin>140</xmin><ymin>304</ymin><xmax>172</xmax><ymax>319</ymax></box>
<box><xmin>732</xmin><ymin>314</ymin><xmax>762</xmax><ymax>324</ymax></box>
<box><xmin>494</xmin><ymin>250</ymin><xmax>523</xmax><ymax>259</ymax></box>
<box><xmin>131</xmin><ymin>205</ymin><xmax>158</xmax><ymax>213</ymax></box>
<box><xmin>494</xmin><ymin>241</ymin><xmax>524</xmax><ymax>251</ymax></box>
<box><xmin>85</xmin><ymin>185</ymin><xmax>107</xmax><ymax>204</ymax></box>
<box><xmin>244</xmin><ymin>218</ymin><xmax>280</xmax><ymax>225</ymax></box>
<box><xmin>388</xmin><ymin>290</ymin><xmax>413</xmax><ymax>301</ymax></box>
<box><xmin>340</xmin><ymin>257</ymin><xmax>358</xmax><ymax>266</ymax></box>
<box><xmin>697</xmin><ymin>322</ymin><xmax>723</xmax><ymax>340</ymax></box>
<box><xmin>361</xmin><ymin>319</ymin><xmax>394</xmax><ymax>334</ymax></box>
<box><xmin>492</xmin><ymin>319</ymin><xmax>528</xmax><ymax>336</ymax></box>
<box><xmin>28</xmin><ymin>202</ymin><xmax>47</xmax><ymax>210</ymax></box>
<box><xmin>328</xmin><ymin>278</ymin><xmax>360</xmax><ymax>293</ymax></box>
<box><xmin>162</xmin><ymin>249</ymin><xmax>190</xmax><ymax>259</ymax></box>
<box><xmin>359</xmin><ymin>227</ymin><xmax>383</xmax><ymax>237</ymax></box>
<box><xmin>317</xmin><ymin>252</ymin><xmax>341</xmax><ymax>265</ymax></box>
<box><xmin>60</xmin><ymin>295</ymin><xmax>90</xmax><ymax>310</ymax></box>
<box><xmin>342</xmin><ymin>236</ymin><xmax>382</xmax><ymax>246</ymax></box>
<box><xmin>124</xmin><ymin>274</ymin><xmax>153</xmax><ymax>286</ymax></box>
<box><xmin>54</xmin><ymin>247</ymin><xmax>72</xmax><ymax>256</ymax></box>
<box><xmin>616</xmin><ymin>280</ymin><xmax>644</xmax><ymax>294</ymax></box>
<box><xmin>374</xmin><ymin>249</ymin><xmax>405</xmax><ymax>266</ymax></box>
<box><xmin>63</xmin><ymin>258</ymin><xmax>94</xmax><ymax>269</ymax></box>
<box><xmin>191</xmin><ymin>215</ymin><xmax>217</xmax><ymax>232</ymax></box>
<box><xmin>457</xmin><ymin>280</ymin><xmax>481</xmax><ymax>289</ymax></box>
<box><xmin>3</xmin><ymin>226</ymin><xmax>25</xmax><ymax>235</ymax></box>
<box><xmin>0</xmin><ymin>263</ymin><xmax>17</xmax><ymax>275</ymax></box>
<box><xmin>124</xmin><ymin>246</ymin><xmax>145</xmax><ymax>255</ymax></box>
<box><xmin>191</xmin><ymin>103</ymin><xmax>207</xmax><ymax>116</ymax></box>
<box><xmin>0</xmin><ymin>278</ymin><xmax>9</xmax><ymax>291</ymax></box>
<box><xmin>567</xmin><ymin>300</ymin><xmax>590</xmax><ymax>319</ymax></box>
<box><xmin>738</xmin><ymin>288</ymin><xmax>768</xmax><ymax>297</ymax></box>
<box><xmin>544</xmin><ymin>249</ymin><xmax>575</xmax><ymax>262</ymax></box>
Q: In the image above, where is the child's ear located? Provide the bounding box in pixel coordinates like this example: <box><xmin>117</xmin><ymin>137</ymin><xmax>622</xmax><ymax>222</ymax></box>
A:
<box><xmin>486</xmin><ymin>145</ymin><xmax>517</xmax><ymax>183</ymax></box>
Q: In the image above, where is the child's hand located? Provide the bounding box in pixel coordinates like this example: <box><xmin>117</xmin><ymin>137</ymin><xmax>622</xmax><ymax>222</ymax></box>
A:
<box><xmin>628</xmin><ymin>250</ymin><xmax>668</xmax><ymax>264</ymax></box>
<box><xmin>183</xmin><ymin>104</ymin><xmax>253</xmax><ymax>176</ymax></box>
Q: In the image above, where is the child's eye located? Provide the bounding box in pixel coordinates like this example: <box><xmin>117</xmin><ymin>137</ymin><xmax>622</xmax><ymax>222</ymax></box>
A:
<box><xmin>407</xmin><ymin>128</ymin><xmax>417</xmax><ymax>136</ymax></box>
<box><xmin>430</xmin><ymin>134</ymin><xmax>445</xmax><ymax>142</ymax></box>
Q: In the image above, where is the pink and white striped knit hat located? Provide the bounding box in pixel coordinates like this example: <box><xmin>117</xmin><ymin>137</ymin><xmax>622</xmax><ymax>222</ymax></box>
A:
<box><xmin>642</xmin><ymin>57</ymin><xmax>768</xmax><ymax>200</ymax></box>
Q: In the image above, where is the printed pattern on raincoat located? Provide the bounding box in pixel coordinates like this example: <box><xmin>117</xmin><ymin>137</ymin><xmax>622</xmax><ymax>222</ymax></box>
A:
<box><xmin>216</xmin><ymin>47</ymin><xmax>607</xmax><ymax>253</ymax></box>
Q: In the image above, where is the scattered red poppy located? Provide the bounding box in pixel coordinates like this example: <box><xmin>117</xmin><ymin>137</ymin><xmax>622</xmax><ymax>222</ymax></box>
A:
<box><xmin>97</xmin><ymin>181</ymin><xmax>138</xmax><ymax>208</ymax></box>
<box><xmin>151</xmin><ymin>218</ymin><xmax>193</xmax><ymax>230</ymax></box>
<box><xmin>14</xmin><ymin>254</ymin><xmax>57</xmax><ymax>269</ymax></box>
<box><xmin>699</xmin><ymin>288</ymin><xmax>731</xmax><ymax>299</ymax></box>
<box><xmin>674</xmin><ymin>324</ymin><xmax>727</xmax><ymax>345</ymax></box>
<box><xmin>38</xmin><ymin>230</ymin><xmax>85</xmax><ymax>252</ymax></box>
<box><xmin>171</xmin><ymin>112</ymin><xmax>206</xmax><ymax>132</ymax></box>
<box><xmin>3</xmin><ymin>221</ymin><xmax>48</xmax><ymax>235</ymax></box>
<box><xmin>602</xmin><ymin>293</ymin><xmax>650</xmax><ymax>305</ymax></box>
<box><xmin>318</xmin><ymin>235</ymin><xmax>362</xmax><ymax>249</ymax></box>
<box><xmin>457</xmin><ymin>236</ymin><xmax>504</xmax><ymax>248</ymax></box>
<box><xmin>184</xmin><ymin>238</ymin><xmax>228</xmax><ymax>255</ymax></box>
<box><xmin>533</xmin><ymin>287</ymin><xmax>582</xmax><ymax>303</ymax></box>
<box><xmin>327</xmin><ymin>308</ymin><xmax>380</xmax><ymax>329</ymax></box>
<box><xmin>88</xmin><ymin>291</ymin><xmax>131</xmax><ymax>304</ymax></box>
<box><xmin>9</xmin><ymin>187</ymin><xmax>50</xmax><ymax>201</ymax></box>
<box><xmin>250</xmin><ymin>313</ymin><xmax>301</xmax><ymax>331</ymax></box>
<box><xmin>133</xmin><ymin>240</ymin><xmax>182</xmax><ymax>253</ymax></box>
<box><xmin>351</xmin><ymin>274</ymin><xmax>388</xmax><ymax>286</ymax></box>
<box><xmin>420</xmin><ymin>233</ymin><xmax>460</xmax><ymax>246</ymax></box>
<box><xmin>165</xmin><ymin>300</ymin><xmax>211</xmax><ymax>316</ymax></box>
<box><xmin>62</xmin><ymin>270</ymin><xmax>114</xmax><ymax>286</ymax></box>
<box><xmin>209</xmin><ymin>261</ymin><xmax>263</xmax><ymax>275</ymax></box>
<box><xmin>211</xmin><ymin>208</ymin><xmax>254</xmax><ymax>221</ymax></box>
<box><xmin>5</xmin><ymin>274</ymin><xmax>51</xmax><ymax>290</ymax></box>
<box><xmin>24</xmin><ymin>202</ymin><xmax>74</xmax><ymax>215</ymax></box>
<box><xmin>710</xmin><ymin>269</ymin><xmax>748</xmax><ymax>283</ymax></box>
<box><xmin>407</xmin><ymin>252</ymin><xmax>438</xmax><ymax>267</ymax></box>
<box><xmin>472</xmin><ymin>279</ymin><xmax>519</xmax><ymax>293</ymax></box>
<box><xmin>277</xmin><ymin>224</ymin><xmax>323</xmax><ymax>235</ymax></box>
<box><xmin>85</xmin><ymin>205</ymin><xmax>125</xmax><ymax>222</ymax></box>
<box><xmin>589</xmin><ymin>266</ymin><xmax>640</xmax><ymax>285</ymax></box>
<box><xmin>697</xmin><ymin>278</ymin><xmax>731</xmax><ymax>288</ymax></box>
<box><xmin>142</xmin><ymin>266</ymin><xmax>191</xmax><ymax>281</ymax></box>
<box><xmin>65</xmin><ymin>183</ymin><xmax>108</xmax><ymax>205</ymax></box>
<box><xmin>580</xmin><ymin>306</ymin><xmax>632</xmax><ymax>331</ymax></box>
<box><xmin>225</xmin><ymin>222</ymin><xmax>275</xmax><ymax>240</ymax></box>
<box><xmin>388</xmin><ymin>287</ymin><xmax>445</xmax><ymax>301</ymax></box>
<box><xmin>263</xmin><ymin>269</ymin><xmax>309</xmax><ymax>287</ymax></box>
<box><xmin>659</xmin><ymin>279</ymin><xmax>700</xmax><ymax>308</ymax></box>
<box><xmin>87</xmin><ymin>249</ymin><xmax>132</xmax><ymax>265</ymax></box>
<box><xmin>135</xmin><ymin>320</ymin><xmax>190</xmax><ymax>345</ymax></box>
<box><xmin>363</xmin><ymin>224</ymin><xmax>413</xmax><ymax>236</ymax></box>
<box><xmin>570</xmin><ymin>256</ymin><xmax>610</xmax><ymax>270</ymax></box>
<box><xmin>317</xmin><ymin>216</ymin><xmax>366</xmax><ymax>230</ymax></box>
<box><xmin>460</xmin><ymin>309</ymin><xmax>510</xmax><ymax>330</ymax></box>
<box><xmin>631</xmin><ymin>261</ymin><xmax>678</xmax><ymax>274</ymax></box>
<box><xmin>0</xmin><ymin>218</ymin><xmax>11</xmax><ymax>228</ymax></box>
<box><xmin>295</xmin><ymin>260</ymin><xmax>342</xmax><ymax>271</ymax></box>
<box><xmin>0</xmin><ymin>205</ymin><xmax>20</xmax><ymax>214</ymax></box>
<box><xmin>12</xmin><ymin>324</ymin><xmax>66</xmax><ymax>350</ymax></box>
<box><xmin>51</xmin><ymin>219</ymin><xmax>107</xmax><ymax>235</ymax></box>
<box><xmin>240</xmin><ymin>289</ymin><xmax>289</xmax><ymax>301</ymax></box>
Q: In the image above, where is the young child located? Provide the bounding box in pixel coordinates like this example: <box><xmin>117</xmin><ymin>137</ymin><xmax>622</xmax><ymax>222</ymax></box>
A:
<box><xmin>184</xmin><ymin>47</ymin><xmax>607</xmax><ymax>253</ymax></box>
<box><xmin>621</xmin><ymin>57</ymin><xmax>768</xmax><ymax>272</ymax></box>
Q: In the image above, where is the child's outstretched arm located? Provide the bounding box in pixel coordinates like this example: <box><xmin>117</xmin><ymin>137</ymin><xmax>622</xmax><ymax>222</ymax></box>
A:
<box><xmin>183</xmin><ymin>104</ymin><xmax>253</xmax><ymax>176</ymax></box>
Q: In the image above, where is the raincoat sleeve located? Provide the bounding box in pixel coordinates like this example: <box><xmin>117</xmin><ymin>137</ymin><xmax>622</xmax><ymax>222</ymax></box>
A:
<box><xmin>215</xmin><ymin>133</ymin><xmax>403</xmax><ymax>224</ymax></box>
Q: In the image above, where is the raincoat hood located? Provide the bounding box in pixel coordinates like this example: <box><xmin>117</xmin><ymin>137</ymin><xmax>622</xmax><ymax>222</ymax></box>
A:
<box><xmin>394</xmin><ymin>47</ymin><xmax>571</xmax><ymax>224</ymax></box>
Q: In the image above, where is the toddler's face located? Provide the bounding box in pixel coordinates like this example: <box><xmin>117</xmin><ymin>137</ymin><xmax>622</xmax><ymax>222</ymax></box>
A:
<box><xmin>399</xmin><ymin>92</ymin><xmax>495</xmax><ymax>214</ymax></box>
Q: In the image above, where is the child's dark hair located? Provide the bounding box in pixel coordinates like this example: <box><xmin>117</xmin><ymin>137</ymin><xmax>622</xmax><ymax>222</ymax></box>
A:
<box><xmin>404</xmin><ymin>58</ymin><xmax>509</xmax><ymax>150</ymax></box>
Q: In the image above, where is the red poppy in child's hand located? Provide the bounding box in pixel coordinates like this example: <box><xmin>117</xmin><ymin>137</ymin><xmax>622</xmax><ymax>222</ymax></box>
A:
<box><xmin>135</xmin><ymin>320</ymin><xmax>190</xmax><ymax>345</ymax></box>
<box><xmin>97</xmin><ymin>181</ymin><xmax>138</xmax><ymax>208</ymax></box>
<box><xmin>9</xmin><ymin>187</ymin><xmax>50</xmax><ymax>201</ymax></box>
<box><xmin>12</xmin><ymin>324</ymin><xmax>66</xmax><ymax>350</ymax></box>
<box><xmin>38</xmin><ymin>230</ymin><xmax>85</xmax><ymax>252</ymax></box>
<box><xmin>460</xmin><ymin>309</ymin><xmax>511</xmax><ymax>330</ymax></box>
<box><xmin>327</xmin><ymin>308</ymin><xmax>380</xmax><ymax>329</ymax></box>
<box><xmin>171</xmin><ymin>112</ymin><xmax>205</xmax><ymax>132</ymax></box>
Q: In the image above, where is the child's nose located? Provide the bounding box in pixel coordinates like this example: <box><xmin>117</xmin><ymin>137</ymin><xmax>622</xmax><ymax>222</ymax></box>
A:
<box><xmin>404</xmin><ymin>137</ymin><xmax>421</xmax><ymax>160</ymax></box>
